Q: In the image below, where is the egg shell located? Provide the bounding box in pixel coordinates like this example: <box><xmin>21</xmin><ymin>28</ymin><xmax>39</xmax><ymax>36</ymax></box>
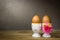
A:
<box><xmin>32</xmin><ymin>15</ymin><xmax>40</xmax><ymax>23</ymax></box>
<box><xmin>42</xmin><ymin>15</ymin><xmax>51</xmax><ymax>23</ymax></box>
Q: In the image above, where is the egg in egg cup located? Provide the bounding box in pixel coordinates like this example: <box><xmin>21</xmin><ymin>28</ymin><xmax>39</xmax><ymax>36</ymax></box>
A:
<box><xmin>31</xmin><ymin>15</ymin><xmax>41</xmax><ymax>37</ymax></box>
<box><xmin>42</xmin><ymin>15</ymin><xmax>53</xmax><ymax>38</ymax></box>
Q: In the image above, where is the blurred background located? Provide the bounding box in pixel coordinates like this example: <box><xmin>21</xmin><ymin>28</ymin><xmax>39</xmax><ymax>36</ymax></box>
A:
<box><xmin>0</xmin><ymin>0</ymin><xmax>60</xmax><ymax>30</ymax></box>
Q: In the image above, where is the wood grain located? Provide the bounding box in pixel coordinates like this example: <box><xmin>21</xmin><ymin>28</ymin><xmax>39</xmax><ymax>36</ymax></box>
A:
<box><xmin>0</xmin><ymin>30</ymin><xmax>60</xmax><ymax>40</ymax></box>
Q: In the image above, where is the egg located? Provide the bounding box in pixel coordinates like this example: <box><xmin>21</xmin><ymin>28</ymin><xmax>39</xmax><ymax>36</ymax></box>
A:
<box><xmin>42</xmin><ymin>15</ymin><xmax>51</xmax><ymax>23</ymax></box>
<box><xmin>42</xmin><ymin>15</ymin><xmax>52</xmax><ymax>27</ymax></box>
<box><xmin>32</xmin><ymin>15</ymin><xmax>41</xmax><ymax>23</ymax></box>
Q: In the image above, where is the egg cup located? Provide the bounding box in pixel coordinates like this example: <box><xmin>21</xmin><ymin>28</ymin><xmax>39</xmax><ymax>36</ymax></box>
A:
<box><xmin>32</xmin><ymin>23</ymin><xmax>41</xmax><ymax>37</ymax></box>
<box><xmin>42</xmin><ymin>24</ymin><xmax>53</xmax><ymax>38</ymax></box>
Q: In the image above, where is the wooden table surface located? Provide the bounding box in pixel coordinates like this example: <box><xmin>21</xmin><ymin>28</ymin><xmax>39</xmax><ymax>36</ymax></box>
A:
<box><xmin>0</xmin><ymin>30</ymin><xmax>60</xmax><ymax>40</ymax></box>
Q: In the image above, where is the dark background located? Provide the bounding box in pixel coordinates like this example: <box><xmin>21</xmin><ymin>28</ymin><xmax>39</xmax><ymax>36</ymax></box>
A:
<box><xmin>0</xmin><ymin>0</ymin><xmax>60</xmax><ymax>30</ymax></box>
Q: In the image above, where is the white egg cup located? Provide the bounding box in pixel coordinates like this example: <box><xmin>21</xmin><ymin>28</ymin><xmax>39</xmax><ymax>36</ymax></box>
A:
<box><xmin>42</xmin><ymin>33</ymin><xmax>51</xmax><ymax>38</ymax></box>
<box><xmin>32</xmin><ymin>23</ymin><xmax>41</xmax><ymax>37</ymax></box>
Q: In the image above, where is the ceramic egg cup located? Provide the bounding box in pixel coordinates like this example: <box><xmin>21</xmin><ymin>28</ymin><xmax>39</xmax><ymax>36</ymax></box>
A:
<box><xmin>32</xmin><ymin>23</ymin><xmax>41</xmax><ymax>37</ymax></box>
<box><xmin>42</xmin><ymin>24</ymin><xmax>53</xmax><ymax>38</ymax></box>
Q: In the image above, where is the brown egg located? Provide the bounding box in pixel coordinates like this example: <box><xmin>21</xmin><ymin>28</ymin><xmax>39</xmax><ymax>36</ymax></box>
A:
<box><xmin>32</xmin><ymin>15</ymin><xmax>41</xmax><ymax>23</ymax></box>
<box><xmin>42</xmin><ymin>15</ymin><xmax>51</xmax><ymax>23</ymax></box>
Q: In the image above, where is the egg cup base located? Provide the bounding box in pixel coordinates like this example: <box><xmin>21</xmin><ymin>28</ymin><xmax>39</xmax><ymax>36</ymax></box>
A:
<box><xmin>32</xmin><ymin>33</ymin><xmax>41</xmax><ymax>37</ymax></box>
<box><xmin>42</xmin><ymin>33</ymin><xmax>51</xmax><ymax>38</ymax></box>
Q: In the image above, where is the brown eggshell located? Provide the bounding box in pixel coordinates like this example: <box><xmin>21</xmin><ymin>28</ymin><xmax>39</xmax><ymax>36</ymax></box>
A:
<box><xmin>42</xmin><ymin>15</ymin><xmax>51</xmax><ymax>23</ymax></box>
<box><xmin>32</xmin><ymin>15</ymin><xmax>40</xmax><ymax>23</ymax></box>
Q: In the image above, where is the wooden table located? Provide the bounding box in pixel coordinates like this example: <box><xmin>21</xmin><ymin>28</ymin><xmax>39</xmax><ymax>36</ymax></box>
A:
<box><xmin>0</xmin><ymin>30</ymin><xmax>60</xmax><ymax>40</ymax></box>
